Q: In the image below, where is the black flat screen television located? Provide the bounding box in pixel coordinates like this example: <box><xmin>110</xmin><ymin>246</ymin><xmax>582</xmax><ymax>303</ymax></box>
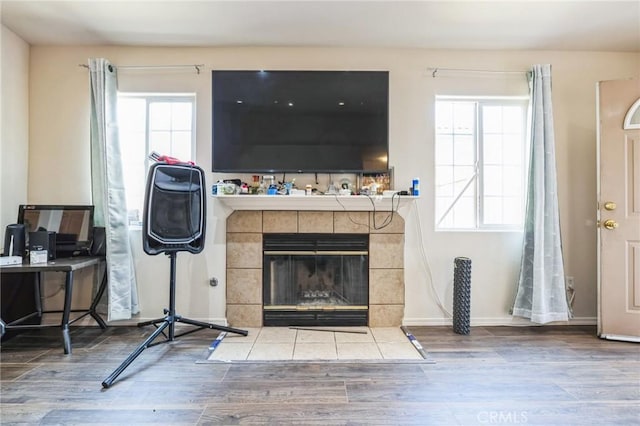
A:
<box><xmin>17</xmin><ymin>205</ymin><xmax>94</xmax><ymax>257</ymax></box>
<box><xmin>212</xmin><ymin>70</ymin><xmax>389</xmax><ymax>173</ymax></box>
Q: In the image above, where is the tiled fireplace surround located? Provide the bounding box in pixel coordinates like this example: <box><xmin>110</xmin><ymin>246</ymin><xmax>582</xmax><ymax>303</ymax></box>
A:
<box><xmin>225</xmin><ymin>210</ymin><xmax>405</xmax><ymax>327</ymax></box>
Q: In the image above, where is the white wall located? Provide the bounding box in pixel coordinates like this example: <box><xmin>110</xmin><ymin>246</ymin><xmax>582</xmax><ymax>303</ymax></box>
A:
<box><xmin>0</xmin><ymin>25</ymin><xmax>29</xmax><ymax>241</ymax></box>
<box><xmin>25</xmin><ymin>46</ymin><xmax>639</xmax><ymax>325</ymax></box>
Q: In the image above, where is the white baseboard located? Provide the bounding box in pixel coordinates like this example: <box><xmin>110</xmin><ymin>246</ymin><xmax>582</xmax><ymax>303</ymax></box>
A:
<box><xmin>600</xmin><ymin>334</ymin><xmax>640</xmax><ymax>343</ymax></box>
<box><xmin>403</xmin><ymin>316</ymin><xmax>597</xmax><ymax>327</ymax></box>
<box><xmin>103</xmin><ymin>316</ymin><xmax>598</xmax><ymax>328</ymax></box>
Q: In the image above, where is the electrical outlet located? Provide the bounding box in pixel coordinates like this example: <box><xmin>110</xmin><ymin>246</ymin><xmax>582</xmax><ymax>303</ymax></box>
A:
<box><xmin>565</xmin><ymin>276</ymin><xmax>576</xmax><ymax>311</ymax></box>
<box><xmin>566</xmin><ymin>276</ymin><xmax>574</xmax><ymax>289</ymax></box>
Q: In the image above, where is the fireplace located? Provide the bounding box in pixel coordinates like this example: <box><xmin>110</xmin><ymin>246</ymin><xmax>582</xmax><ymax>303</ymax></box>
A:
<box><xmin>224</xmin><ymin>210</ymin><xmax>405</xmax><ymax>328</ymax></box>
<box><xmin>263</xmin><ymin>233</ymin><xmax>369</xmax><ymax>326</ymax></box>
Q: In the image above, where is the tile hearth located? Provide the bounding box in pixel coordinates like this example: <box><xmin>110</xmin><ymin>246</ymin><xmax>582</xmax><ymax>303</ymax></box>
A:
<box><xmin>207</xmin><ymin>327</ymin><xmax>424</xmax><ymax>362</ymax></box>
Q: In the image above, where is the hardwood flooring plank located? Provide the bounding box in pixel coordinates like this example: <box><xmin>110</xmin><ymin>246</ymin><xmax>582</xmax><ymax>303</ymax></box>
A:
<box><xmin>495</xmin><ymin>346</ymin><xmax>630</xmax><ymax>363</ymax></box>
<box><xmin>0</xmin><ymin>403</ymin><xmax>55</xmax><ymax>424</ymax></box>
<box><xmin>10</xmin><ymin>360</ymin><xmax>229</xmax><ymax>383</ymax></box>
<box><xmin>0</xmin><ymin>346</ymin><xmax>54</xmax><ymax>363</ymax></box>
<box><xmin>109</xmin><ymin>380</ymin><xmax>348</xmax><ymax>405</ymax></box>
<box><xmin>610</xmin><ymin>362</ymin><xmax>640</xmax><ymax>377</ymax></box>
<box><xmin>447</xmin><ymin>400</ymin><xmax>640</xmax><ymax>426</ymax></box>
<box><xmin>345</xmin><ymin>379</ymin><xmax>576</xmax><ymax>403</ymax></box>
<box><xmin>0</xmin><ymin>380</ymin><xmax>130</xmax><ymax>404</ymax></box>
<box><xmin>424</xmin><ymin>360</ymin><xmax>632</xmax><ymax>383</ymax></box>
<box><xmin>424</xmin><ymin>349</ymin><xmax>507</xmax><ymax>363</ymax></box>
<box><xmin>556</xmin><ymin>381</ymin><xmax>640</xmax><ymax>401</ymax></box>
<box><xmin>40</xmin><ymin>408</ymin><xmax>204</xmax><ymax>425</ymax></box>
<box><xmin>198</xmin><ymin>402</ymin><xmax>459</xmax><ymax>425</ymax></box>
<box><xmin>222</xmin><ymin>361</ymin><xmax>429</xmax><ymax>382</ymax></box>
<box><xmin>0</xmin><ymin>362</ymin><xmax>42</xmax><ymax>381</ymax></box>
<box><xmin>483</xmin><ymin>325</ymin><xmax>596</xmax><ymax>336</ymax></box>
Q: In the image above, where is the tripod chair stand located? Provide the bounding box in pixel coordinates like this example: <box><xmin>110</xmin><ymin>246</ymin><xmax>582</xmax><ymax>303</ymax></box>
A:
<box><xmin>102</xmin><ymin>162</ymin><xmax>248</xmax><ymax>388</ymax></box>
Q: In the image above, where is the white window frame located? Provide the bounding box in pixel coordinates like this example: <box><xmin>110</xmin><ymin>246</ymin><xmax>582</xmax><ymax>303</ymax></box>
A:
<box><xmin>435</xmin><ymin>96</ymin><xmax>529</xmax><ymax>231</ymax></box>
<box><xmin>117</xmin><ymin>93</ymin><xmax>196</xmax><ymax>227</ymax></box>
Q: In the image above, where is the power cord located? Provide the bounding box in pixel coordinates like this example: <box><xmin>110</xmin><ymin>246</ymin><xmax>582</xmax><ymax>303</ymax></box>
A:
<box><xmin>333</xmin><ymin>190</ymin><xmax>451</xmax><ymax>317</ymax></box>
<box><xmin>412</xmin><ymin>201</ymin><xmax>452</xmax><ymax>318</ymax></box>
<box><xmin>332</xmin><ymin>192</ymin><xmax>401</xmax><ymax>231</ymax></box>
<box><xmin>369</xmin><ymin>192</ymin><xmax>400</xmax><ymax>230</ymax></box>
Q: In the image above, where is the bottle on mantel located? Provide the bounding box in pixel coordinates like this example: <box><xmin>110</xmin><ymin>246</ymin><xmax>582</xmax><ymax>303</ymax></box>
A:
<box><xmin>412</xmin><ymin>178</ymin><xmax>420</xmax><ymax>196</ymax></box>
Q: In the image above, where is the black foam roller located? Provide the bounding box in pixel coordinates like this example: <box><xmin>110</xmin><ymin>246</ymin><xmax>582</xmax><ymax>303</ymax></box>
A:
<box><xmin>453</xmin><ymin>257</ymin><xmax>472</xmax><ymax>335</ymax></box>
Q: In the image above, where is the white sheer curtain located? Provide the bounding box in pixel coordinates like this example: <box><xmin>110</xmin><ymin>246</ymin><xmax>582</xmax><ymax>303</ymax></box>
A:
<box><xmin>512</xmin><ymin>64</ymin><xmax>569</xmax><ymax>324</ymax></box>
<box><xmin>88</xmin><ymin>58</ymin><xmax>139</xmax><ymax>321</ymax></box>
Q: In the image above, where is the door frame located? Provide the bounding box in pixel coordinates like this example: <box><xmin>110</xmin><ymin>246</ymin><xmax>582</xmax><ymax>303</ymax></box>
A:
<box><xmin>596</xmin><ymin>80</ymin><xmax>640</xmax><ymax>342</ymax></box>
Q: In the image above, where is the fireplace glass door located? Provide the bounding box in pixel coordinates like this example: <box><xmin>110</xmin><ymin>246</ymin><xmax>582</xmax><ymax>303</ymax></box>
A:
<box><xmin>263</xmin><ymin>234</ymin><xmax>369</xmax><ymax>326</ymax></box>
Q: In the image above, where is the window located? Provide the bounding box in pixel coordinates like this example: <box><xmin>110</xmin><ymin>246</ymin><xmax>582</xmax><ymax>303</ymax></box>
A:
<box><xmin>435</xmin><ymin>97</ymin><xmax>528</xmax><ymax>230</ymax></box>
<box><xmin>117</xmin><ymin>94</ymin><xmax>196</xmax><ymax>226</ymax></box>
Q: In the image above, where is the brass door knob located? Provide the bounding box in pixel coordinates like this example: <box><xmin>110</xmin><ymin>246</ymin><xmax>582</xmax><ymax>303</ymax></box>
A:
<box><xmin>603</xmin><ymin>201</ymin><xmax>617</xmax><ymax>211</ymax></box>
<box><xmin>603</xmin><ymin>219</ymin><xmax>619</xmax><ymax>230</ymax></box>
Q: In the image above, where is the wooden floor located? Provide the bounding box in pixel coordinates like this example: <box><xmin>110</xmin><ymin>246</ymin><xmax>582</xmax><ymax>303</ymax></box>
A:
<box><xmin>1</xmin><ymin>324</ymin><xmax>638</xmax><ymax>425</ymax></box>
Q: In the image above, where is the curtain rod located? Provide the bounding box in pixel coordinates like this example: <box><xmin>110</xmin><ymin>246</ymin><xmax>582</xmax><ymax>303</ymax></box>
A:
<box><xmin>427</xmin><ymin>67</ymin><xmax>528</xmax><ymax>78</ymax></box>
<box><xmin>79</xmin><ymin>64</ymin><xmax>204</xmax><ymax>74</ymax></box>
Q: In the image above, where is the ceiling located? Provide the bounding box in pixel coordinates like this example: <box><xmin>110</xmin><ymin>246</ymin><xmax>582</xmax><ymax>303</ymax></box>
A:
<box><xmin>1</xmin><ymin>1</ymin><xmax>639</xmax><ymax>52</ymax></box>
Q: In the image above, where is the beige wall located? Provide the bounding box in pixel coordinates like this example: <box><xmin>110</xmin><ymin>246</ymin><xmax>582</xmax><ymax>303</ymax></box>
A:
<box><xmin>20</xmin><ymin>44</ymin><xmax>640</xmax><ymax>325</ymax></box>
<box><xmin>0</xmin><ymin>25</ymin><xmax>29</xmax><ymax>238</ymax></box>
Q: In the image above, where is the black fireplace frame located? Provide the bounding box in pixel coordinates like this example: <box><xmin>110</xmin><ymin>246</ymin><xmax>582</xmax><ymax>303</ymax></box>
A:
<box><xmin>262</xmin><ymin>233</ymin><xmax>369</xmax><ymax>327</ymax></box>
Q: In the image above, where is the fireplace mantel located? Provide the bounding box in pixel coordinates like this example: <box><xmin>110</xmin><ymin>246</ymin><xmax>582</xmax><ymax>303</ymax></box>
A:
<box><xmin>213</xmin><ymin>194</ymin><xmax>417</xmax><ymax>212</ymax></box>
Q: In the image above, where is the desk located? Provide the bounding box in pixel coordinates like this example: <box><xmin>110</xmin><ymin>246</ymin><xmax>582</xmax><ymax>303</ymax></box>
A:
<box><xmin>0</xmin><ymin>257</ymin><xmax>108</xmax><ymax>354</ymax></box>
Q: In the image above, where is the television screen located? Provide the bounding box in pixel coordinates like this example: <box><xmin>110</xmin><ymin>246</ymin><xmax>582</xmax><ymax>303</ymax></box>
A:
<box><xmin>212</xmin><ymin>70</ymin><xmax>389</xmax><ymax>173</ymax></box>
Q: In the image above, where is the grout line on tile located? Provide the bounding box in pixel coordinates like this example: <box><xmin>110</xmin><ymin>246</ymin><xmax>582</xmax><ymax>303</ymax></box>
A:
<box><xmin>215</xmin><ymin>327</ymin><xmax>424</xmax><ymax>361</ymax></box>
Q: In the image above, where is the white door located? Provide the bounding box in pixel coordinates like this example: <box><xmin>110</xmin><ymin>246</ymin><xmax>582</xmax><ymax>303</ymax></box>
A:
<box><xmin>597</xmin><ymin>78</ymin><xmax>640</xmax><ymax>342</ymax></box>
